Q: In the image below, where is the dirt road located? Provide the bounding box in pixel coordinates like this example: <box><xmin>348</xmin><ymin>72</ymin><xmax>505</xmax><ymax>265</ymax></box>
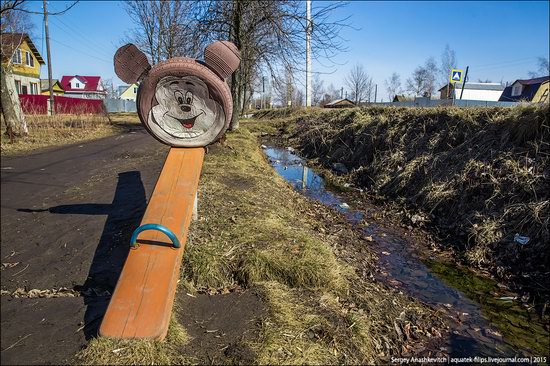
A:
<box><xmin>1</xmin><ymin>127</ymin><xmax>168</xmax><ymax>365</ymax></box>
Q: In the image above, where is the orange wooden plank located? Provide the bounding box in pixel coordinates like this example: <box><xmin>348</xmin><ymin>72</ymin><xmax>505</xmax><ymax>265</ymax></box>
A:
<box><xmin>99</xmin><ymin>147</ymin><xmax>204</xmax><ymax>339</ymax></box>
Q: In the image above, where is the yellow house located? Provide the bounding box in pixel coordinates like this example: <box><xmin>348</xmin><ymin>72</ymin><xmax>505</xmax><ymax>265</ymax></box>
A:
<box><xmin>0</xmin><ymin>33</ymin><xmax>45</xmax><ymax>94</ymax></box>
<box><xmin>40</xmin><ymin>79</ymin><xmax>65</xmax><ymax>96</ymax></box>
<box><xmin>118</xmin><ymin>83</ymin><xmax>138</xmax><ymax>101</ymax></box>
<box><xmin>532</xmin><ymin>80</ymin><xmax>549</xmax><ymax>103</ymax></box>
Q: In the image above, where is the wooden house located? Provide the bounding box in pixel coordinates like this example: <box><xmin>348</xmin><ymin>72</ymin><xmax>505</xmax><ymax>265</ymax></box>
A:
<box><xmin>0</xmin><ymin>33</ymin><xmax>45</xmax><ymax>95</ymax></box>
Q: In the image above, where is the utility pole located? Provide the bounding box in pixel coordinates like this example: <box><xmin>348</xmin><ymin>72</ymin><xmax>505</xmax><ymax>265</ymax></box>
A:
<box><xmin>374</xmin><ymin>84</ymin><xmax>377</xmax><ymax>103</ymax></box>
<box><xmin>43</xmin><ymin>0</ymin><xmax>54</xmax><ymax>115</ymax></box>
<box><xmin>459</xmin><ymin>66</ymin><xmax>469</xmax><ymax>100</ymax></box>
<box><xmin>340</xmin><ymin>87</ymin><xmax>343</xmax><ymax>99</ymax></box>
<box><xmin>305</xmin><ymin>0</ymin><xmax>312</xmax><ymax>107</ymax></box>
<box><xmin>262</xmin><ymin>75</ymin><xmax>266</xmax><ymax>109</ymax></box>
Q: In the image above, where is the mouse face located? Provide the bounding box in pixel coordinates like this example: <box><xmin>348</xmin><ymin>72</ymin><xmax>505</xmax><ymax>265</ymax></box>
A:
<box><xmin>149</xmin><ymin>76</ymin><xmax>224</xmax><ymax>140</ymax></box>
<box><xmin>114</xmin><ymin>41</ymin><xmax>240</xmax><ymax>147</ymax></box>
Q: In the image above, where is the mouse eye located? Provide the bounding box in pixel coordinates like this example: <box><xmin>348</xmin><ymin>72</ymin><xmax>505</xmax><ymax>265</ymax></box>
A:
<box><xmin>185</xmin><ymin>91</ymin><xmax>193</xmax><ymax>104</ymax></box>
<box><xmin>174</xmin><ymin>91</ymin><xmax>184</xmax><ymax>104</ymax></box>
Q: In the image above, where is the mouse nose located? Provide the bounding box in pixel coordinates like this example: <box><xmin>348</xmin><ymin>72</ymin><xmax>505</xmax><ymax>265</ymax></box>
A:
<box><xmin>180</xmin><ymin>105</ymin><xmax>191</xmax><ymax>112</ymax></box>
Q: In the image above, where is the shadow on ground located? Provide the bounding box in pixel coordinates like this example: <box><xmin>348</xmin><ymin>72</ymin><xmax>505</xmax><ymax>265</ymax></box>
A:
<box><xmin>17</xmin><ymin>171</ymin><xmax>147</xmax><ymax>339</ymax></box>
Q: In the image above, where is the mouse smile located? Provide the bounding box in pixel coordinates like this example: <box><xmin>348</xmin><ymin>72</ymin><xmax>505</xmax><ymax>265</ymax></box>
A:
<box><xmin>174</xmin><ymin>115</ymin><xmax>199</xmax><ymax>129</ymax></box>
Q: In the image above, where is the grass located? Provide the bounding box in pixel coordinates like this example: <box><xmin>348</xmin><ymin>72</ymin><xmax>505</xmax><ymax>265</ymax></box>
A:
<box><xmin>78</xmin><ymin>115</ymin><xmax>441</xmax><ymax>364</ymax></box>
<box><xmin>257</xmin><ymin>106</ymin><xmax>550</xmax><ymax>303</ymax></box>
<box><xmin>1</xmin><ymin>112</ymin><xmax>140</xmax><ymax>155</ymax></box>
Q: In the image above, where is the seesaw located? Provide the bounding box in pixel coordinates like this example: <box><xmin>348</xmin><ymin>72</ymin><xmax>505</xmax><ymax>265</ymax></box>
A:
<box><xmin>99</xmin><ymin>41</ymin><xmax>240</xmax><ymax>339</ymax></box>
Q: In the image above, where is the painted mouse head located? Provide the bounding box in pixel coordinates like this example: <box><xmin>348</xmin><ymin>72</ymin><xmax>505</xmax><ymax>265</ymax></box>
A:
<box><xmin>114</xmin><ymin>41</ymin><xmax>240</xmax><ymax>147</ymax></box>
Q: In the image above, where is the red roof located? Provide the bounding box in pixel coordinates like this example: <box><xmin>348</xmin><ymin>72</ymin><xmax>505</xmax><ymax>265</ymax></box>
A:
<box><xmin>60</xmin><ymin>75</ymin><xmax>104</xmax><ymax>93</ymax></box>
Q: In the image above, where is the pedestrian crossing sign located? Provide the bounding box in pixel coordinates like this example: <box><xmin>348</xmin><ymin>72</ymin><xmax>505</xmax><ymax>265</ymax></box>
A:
<box><xmin>450</xmin><ymin>69</ymin><xmax>463</xmax><ymax>83</ymax></box>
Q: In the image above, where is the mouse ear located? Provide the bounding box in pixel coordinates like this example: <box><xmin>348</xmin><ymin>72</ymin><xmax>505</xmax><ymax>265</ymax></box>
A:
<box><xmin>204</xmin><ymin>41</ymin><xmax>241</xmax><ymax>79</ymax></box>
<box><xmin>114</xmin><ymin>44</ymin><xmax>151</xmax><ymax>84</ymax></box>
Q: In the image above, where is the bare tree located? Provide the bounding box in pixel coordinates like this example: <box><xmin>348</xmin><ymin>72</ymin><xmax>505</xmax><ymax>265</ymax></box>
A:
<box><xmin>1</xmin><ymin>0</ymin><xmax>33</xmax><ymax>33</ymax></box>
<box><xmin>124</xmin><ymin>1</ymin><xmax>204</xmax><ymax>65</ymax></box>
<box><xmin>177</xmin><ymin>0</ymin><xmax>350</xmax><ymax>128</ymax></box>
<box><xmin>385</xmin><ymin>72</ymin><xmax>401</xmax><ymax>101</ymax></box>
<box><xmin>528</xmin><ymin>57</ymin><xmax>550</xmax><ymax>78</ymax></box>
<box><xmin>311</xmin><ymin>73</ymin><xmax>325</xmax><ymax>106</ymax></box>
<box><xmin>1</xmin><ymin>0</ymin><xmax>33</xmax><ymax>140</ymax></box>
<box><xmin>345</xmin><ymin>64</ymin><xmax>371</xmax><ymax>105</ymax></box>
<box><xmin>439</xmin><ymin>44</ymin><xmax>456</xmax><ymax>86</ymax></box>
<box><xmin>406</xmin><ymin>57</ymin><xmax>438</xmax><ymax>98</ymax></box>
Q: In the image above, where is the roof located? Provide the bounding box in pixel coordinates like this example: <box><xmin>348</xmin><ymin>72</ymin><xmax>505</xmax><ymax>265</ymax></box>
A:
<box><xmin>499</xmin><ymin>76</ymin><xmax>549</xmax><ymax>102</ymax></box>
<box><xmin>438</xmin><ymin>82</ymin><xmax>505</xmax><ymax>92</ymax></box>
<box><xmin>393</xmin><ymin>95</ymin><xmax>413</xmax><ymax>102</ymax></box>
<box><xmin>325</xmin><ymin>98</ymin><xmax>355</xmax><ymax>106</ymax></box>
<box><xmin>515</xmin><ymin>76</ymin><xmax>550</xmax><ymax>86</ymax></box>
<box><xmin>0</xmin><ymin>33</ymin><xmax>45</xmax><ymax>64</ymax></box>
<box><xmin>40</xmin><ymin>79</ymin><xmax>63</xmax><ymax>91</ymax></box>
<box><xmin>60</xmin><ymin>75</ymin><xmax>105</xmax><ymax>93</ymax></box>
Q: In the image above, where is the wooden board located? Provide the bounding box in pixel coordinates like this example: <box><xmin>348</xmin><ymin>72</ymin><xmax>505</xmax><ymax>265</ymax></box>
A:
<box><xmin>99</xmin><ymin>147</ymin><xmax>204</xmax><ymax>339</ymax></box>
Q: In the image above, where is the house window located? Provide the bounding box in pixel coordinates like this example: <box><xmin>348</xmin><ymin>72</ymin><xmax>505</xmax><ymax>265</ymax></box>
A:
<box><xmin>25</xmin><ymin>51</ymin><xmax>34</xmax><ymax>67</ymax></box>
<box><xmin>15</xmin><ymin>80</ymin><xmax>21</xmax><ymax>94</ymax></box>
<box><xmin>133</xmin><ymin>87</ymin><xmax>137</xmax><ymax>93</ymax></box>
<box><xmin>21</xmin><ymin>84</ymin><xmax>28</xmax><ymax>94</ymax></box>
<box><xmin>30</xmin><ymin>83</ymin><xmax>38</xmax><ymax>94</ymax></box>
<box><xmin>512</xmin><ymin>84</ymin><xmax>523</xmax><ymax>97</ymax></box>
<box><xmin>76</xmin><ymin>82</ymin><xmax>80</xmax><ymax>88</ymax></box>
<box><xmin>11</xmin><ymin>49</ymin><xmax>22</xmax><ymax>64</ymax></box>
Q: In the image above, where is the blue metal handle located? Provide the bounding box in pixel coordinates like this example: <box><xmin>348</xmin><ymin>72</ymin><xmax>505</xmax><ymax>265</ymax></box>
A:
<box><xmin>130</xmin><ymin>223</ymin><xmax>181</xmax><ymax>248</ymax></box>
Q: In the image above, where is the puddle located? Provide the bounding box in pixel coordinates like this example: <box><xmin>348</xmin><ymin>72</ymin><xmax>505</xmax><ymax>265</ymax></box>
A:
<box><xmin>264</xmin><ymin>146</ymin><xmax>545</xmax><ymax>357</ymax></box>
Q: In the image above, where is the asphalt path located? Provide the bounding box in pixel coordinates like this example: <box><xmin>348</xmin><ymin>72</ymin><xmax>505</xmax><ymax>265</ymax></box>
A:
<box><xmin>1</xmin><ymin>128</ymin><xmax>168</xmax><ymax>364</ymax></box>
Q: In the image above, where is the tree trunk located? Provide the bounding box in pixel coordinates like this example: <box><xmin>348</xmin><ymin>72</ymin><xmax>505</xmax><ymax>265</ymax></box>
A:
<box><xmin>228</xmin><ymin>0</ymin><xmax>242</xmax><ymax>131</ymax></box>
<box><xmin>1</xmin><ymin>65</ymin><xmax>27</xmax><ymax>141</ymax></box>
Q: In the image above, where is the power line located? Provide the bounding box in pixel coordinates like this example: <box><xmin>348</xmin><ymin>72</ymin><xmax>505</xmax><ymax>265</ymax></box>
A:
<box><xmin>49</xmin><ymin>17</ymin><xmax>113</xmax><ymax>60</ymax></box>
<box><xmin>53</xmin><ymin>15</ymin><xmax>114</xmax><ymax>54</ymax></box>
<box><xmin>49</xmin><ymin>37</ymin><xmax>111</xmax><ymax>64</ymax></box>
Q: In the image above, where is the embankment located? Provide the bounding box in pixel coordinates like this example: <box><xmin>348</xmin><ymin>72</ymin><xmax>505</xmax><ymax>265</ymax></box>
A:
<box><xmin>257</xmin><ymin>106</ymin><xmax>549</xmax><ymax>299</ymax></box>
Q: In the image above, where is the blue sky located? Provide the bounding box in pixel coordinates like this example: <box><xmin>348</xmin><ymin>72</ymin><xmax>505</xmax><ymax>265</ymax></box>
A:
<box><xmin>26</xmin><ymin>1</ymin><xmax>549</xmax><ymax>101</ymax></box>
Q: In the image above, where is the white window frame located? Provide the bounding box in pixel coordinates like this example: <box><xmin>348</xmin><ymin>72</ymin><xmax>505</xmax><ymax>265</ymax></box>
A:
<box><xmin>25</xmin><ymin>51</ymin><xmax>35</xmax><ymax>67</ymax></box>
<box><xmin>512</xmin><ymin>84</ymin><xmax>523</xmax><ymax>97</ymax></box>
<box><xmin>76</xmin><ymin>82</ymin><xmax>80</xmax><ymax>88</ymax></box>
<box><xmin>15</xmin><ymin>80</ymin><xmax>21</xmax><ymax>94</ymax></box>
<box><xmin>12</xmin><ymin>49</ymin><xmax>22</xmax><ymax>64</ymax></box>
<box><xmin>30</xmin><ymin>82</ymin><xmax>38</xmax><ymax>94</ymax></box>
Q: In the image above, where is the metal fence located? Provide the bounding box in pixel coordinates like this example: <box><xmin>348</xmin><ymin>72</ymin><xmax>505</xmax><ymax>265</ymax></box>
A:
<box><xmin>103</xmin><ymin>98</ymin><xmax>137</xmax><ymax>113</ymax></box>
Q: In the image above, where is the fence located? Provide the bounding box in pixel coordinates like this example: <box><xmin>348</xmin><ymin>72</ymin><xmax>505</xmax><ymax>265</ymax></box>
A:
<box><xmin>376</xmin><ymin>98</ymin><xmax>519</xmax><ymax>108</ymax></box>
<box><xmin>19</xmin><ymin>94</ymin><xmax>106</xmax><ymax>114</ymax></box>
<box><xmin>103</xmin><ymin>98</ymin><xmax>137</xmax><ymax>113</ymax></box>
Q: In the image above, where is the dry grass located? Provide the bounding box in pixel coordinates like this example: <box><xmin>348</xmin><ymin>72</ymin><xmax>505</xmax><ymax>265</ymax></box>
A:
<box><xmin>256</xmin><ymin>105</ymin><xmax>549</xmax><ymax>300</ymax></box>
<box><xmin>77</xmin><ymin>312</ymin><xmax>192</xmax><ymax>365</ymax></box>
<box><xmin>1</xmin><ymin>112</ymin><xmax>140</xmax><ymax>155</ymax></box>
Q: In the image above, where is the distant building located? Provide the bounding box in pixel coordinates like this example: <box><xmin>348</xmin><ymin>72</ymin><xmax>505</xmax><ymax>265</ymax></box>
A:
<box><xmin>323</xmin><ymin>98</ymin><xmax>355</xmax><ymax>108</ymax></box>
<box><xmin>40</xmin><ymin>79</ymin><xmax>65</xmax><ymax>95</ymax></box>
<box><xmin>393</xmin><ymin>95</ymin><xmax>413</xmax><ymax>102</ymax></box>
<box><xmin>499</xmin><ymin>76</ymin><xmax>550</xmax><ymax>102</ymax></box>
<box><xmin>117</xmin><ymin>83</ymin><xmax>138</xmax><ymax>101</ymax></box>
<box><xmin>60</xmin><ymin>75</ymin><xmax>107</xmax><ymax>99</ymax></box>
<box><xmin>0</xmin><ymin>33</ymin><xmax>45</xmax><ymax>95</ymax></box>
<box><xmin>439</xmin><ymin>82</ymin><xmax>505</xmax><ymax>101</ymax></box>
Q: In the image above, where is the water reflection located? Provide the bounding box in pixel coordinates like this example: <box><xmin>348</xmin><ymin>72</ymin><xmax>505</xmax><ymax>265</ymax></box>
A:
<box><xmin>264</xmin><ymin>145</ymin><xmax>524</xmax><ymax>358</ymax></box>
